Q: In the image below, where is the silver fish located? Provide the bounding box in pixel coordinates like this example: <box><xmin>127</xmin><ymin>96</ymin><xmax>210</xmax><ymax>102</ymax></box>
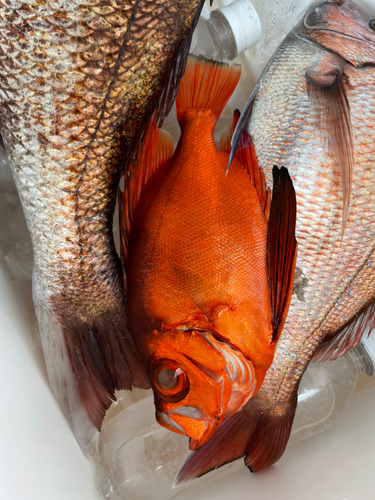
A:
<box><xmin>176</xmin><ymin>0</ymin><xmax>375</xmax><ymax>483</ymax></box>
<box><xmin>0</xmin><ymin>0</ymin><xmax>204</xmax><ymax>453</ymax></box>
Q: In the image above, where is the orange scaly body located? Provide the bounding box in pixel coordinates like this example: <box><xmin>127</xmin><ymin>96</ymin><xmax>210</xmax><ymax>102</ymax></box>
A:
<box><xmin>128</xmin><ymin>110</ymin><xmax>274</xmax><ymax>381</ymax></box>
<box><xmin>121</xmin><ymin>56</ymin><xmax>297</xmax><ymax>449</ymax></box>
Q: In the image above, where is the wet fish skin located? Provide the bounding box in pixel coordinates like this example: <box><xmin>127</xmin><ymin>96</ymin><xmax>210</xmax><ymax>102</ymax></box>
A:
<box><xmin>175</xmin><ymin>0</ymin><xmax>375</xmax><ymax>482</ymax></box>
<box><xmin>0</xmin><ymin>0</ymin><xmax>203</xmax><ymax>453</ymax></box>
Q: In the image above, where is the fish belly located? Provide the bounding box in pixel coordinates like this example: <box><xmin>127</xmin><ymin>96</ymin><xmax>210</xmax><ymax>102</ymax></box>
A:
<box><xmin>250</xmin><ymin>36</ymin><xmax>375</xmax><ymax>363</ymax></box>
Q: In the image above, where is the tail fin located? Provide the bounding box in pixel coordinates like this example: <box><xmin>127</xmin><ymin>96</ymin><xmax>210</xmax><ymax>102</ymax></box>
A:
<box><xmin>174</xmin><ymin>391</ymin><xmax>297</xmax><ymax>486</ymax></box>
<box><xmin>176</xmin><ymin>55</ymin><xmax>241</xmax><ymax>123</ymax></box>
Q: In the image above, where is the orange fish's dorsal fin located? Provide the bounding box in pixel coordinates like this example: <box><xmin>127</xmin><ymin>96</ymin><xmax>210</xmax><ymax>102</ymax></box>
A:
<box><xmin>176</xmin><ymin>55</ymin><xmax>241</xmax><ymax>124</ymax></box>
<box><xmin>174</xmin><ymin>391</ymin><xmax>297</xmax><ymax>485</ymax></box>
<box><xmin>312</xmin><ymin>299</ymin><xmax>375</xmax><ymax>362</ymax></box>
<box><xmin>220</xmin><ymin>110</ymin><xmax>271</xmax><ymax>221</ymax></box>
<box><xmin>267</xmin><ymin>166</ymin><xmax>297</xmax><ymax>342</ymax></box>
<box><xmin>119</xmin><ymin>113</ymin><xmax>173</xmax><ymax>267</ymax></box>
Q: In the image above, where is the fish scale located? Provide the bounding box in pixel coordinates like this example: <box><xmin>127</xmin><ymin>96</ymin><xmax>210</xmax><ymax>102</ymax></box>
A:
<box><xmin>0</xmin><ymin>0</ymin><xmax>203</xmax><ymax>453</ymax></box>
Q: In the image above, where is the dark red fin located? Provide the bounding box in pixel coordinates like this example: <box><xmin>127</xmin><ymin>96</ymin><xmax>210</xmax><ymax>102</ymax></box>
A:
<box><xmin>176</xmin><ymin>55</ymin><xmax>241</xmax><ymax>123</ymax></box>
<box><xmin>156</xmin><ymin>0</ymin><xmax>206</xmax><ymax>125</ymax></box>
<box><xmin>174</xmin><ymin>392</ymin><xmax>297</xmax><ymax>485</ymax></box>
<box><xmin>268</xmin><ymin>166</ymin><xmax>297</xmax><ymax>341</ymax></box>
<box><xmin>39</xmin><ymin>291</ymin><xmax>150</xmax><ymax>455</ymax></box>
<box><xmin>312</xmin><ymin>299</ymin><xmax>375</xmax><ymax>362</ymax></box>
<box><xmin>220</xmin><ymin>110</ymin><xmax>271</xmax><ymax>221</ymax></box>
<box><xmin>119</xmin><ymin>114</ymin><xmax>173</xmax><ymax>267</ymax></box>
<box><xmin>306</xmin><ymin>54</ymin><xmax>353</xmax><ymax>236</ymax></box>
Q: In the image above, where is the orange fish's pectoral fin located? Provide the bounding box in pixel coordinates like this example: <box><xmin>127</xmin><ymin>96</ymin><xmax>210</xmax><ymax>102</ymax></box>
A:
<box><xmin>306</xmin><ymin>54</ymin><xmax>354</xmax><ymax>237</ymax></box>
<box><xmin>220</xmin><ymin>109</ymin><xmax>271</xmax><ymax>221</ymax></box>
<box><xmin>174</xmin><ymin>391</ymin><xmax>298</xmax><ymax>485</ymax></box>
<box><xmin>268</xmin><ymin>166</ymin><xmax>297</xmax><ymax>342</ymax></box>
<box><xmin>176</xmin><ymin>55</ymin><xmax>241</xmax><ymax>124</ymax></box>
<box><xmin>119</xmin><ymin>114</ymin><xmax>173</xmax><ymax>267</ymax></box>
<box><xmin>312</xmin><ymin>298</ymin><xmax>375</xmax><ymax>362</ymax></box>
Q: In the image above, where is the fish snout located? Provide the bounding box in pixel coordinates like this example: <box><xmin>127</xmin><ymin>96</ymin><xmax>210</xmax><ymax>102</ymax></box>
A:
<box><xmin>156</xmin><ymin>406</ymin><xmax>220</xmax><ymax>450</ymax></box>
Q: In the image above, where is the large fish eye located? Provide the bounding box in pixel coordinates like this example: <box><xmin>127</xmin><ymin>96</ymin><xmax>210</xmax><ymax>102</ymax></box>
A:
<box><xmin>151</xmin><ymin>359</ymin><xmax>189</xmax><ymax>403</ymax></box>
<box><xmin>370</xmin><ymin>20</ymin><xmax>375</xmax><ymax>31</ymax></box>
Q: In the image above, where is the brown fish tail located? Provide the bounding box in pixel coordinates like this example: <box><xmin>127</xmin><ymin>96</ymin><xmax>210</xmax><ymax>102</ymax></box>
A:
<box><xmin>174</xmin><ymin>392</ymin><xmax>297</xmax><ymax>485</ymax></box>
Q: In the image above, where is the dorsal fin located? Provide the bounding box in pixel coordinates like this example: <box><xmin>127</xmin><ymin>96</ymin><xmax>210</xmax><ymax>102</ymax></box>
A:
<box><xmin>220</xmin><ymin>110</ymin><xmax>271</xmax><ymax>221</ymax></box>
<box><xmin>267</xmin><ymin>166</ymin><xmax>298</xmax><ymax>341</ymax></box>
<box><xmin>119</xmin><ymin>114</ymin><xmax>173</xmax><ymax>267</ymax></box>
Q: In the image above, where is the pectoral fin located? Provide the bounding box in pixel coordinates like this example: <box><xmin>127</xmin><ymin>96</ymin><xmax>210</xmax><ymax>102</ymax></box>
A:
<box><xmin>267</xmin><ymin>167</ymin><xmax>297</xmax><ymax>341</ymax></box>
<box><xmin>174</xmin><ymin>391</ymin><xmax>297</xmax><ymax>485</ymax></box>
<box><xmin>306</xmin><ymin>56</ymin><xmax>353</xmax><ymax>235</ymax></box>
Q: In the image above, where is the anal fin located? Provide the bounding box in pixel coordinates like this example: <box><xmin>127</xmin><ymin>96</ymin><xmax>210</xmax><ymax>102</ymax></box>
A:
<box><xmin>268</xmin><ymin>166</ymin><xmax>297</xmax><ymax>341</ymax></box>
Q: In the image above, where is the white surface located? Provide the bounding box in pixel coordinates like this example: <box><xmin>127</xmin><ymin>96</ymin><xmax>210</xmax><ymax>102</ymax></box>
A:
<box><xmin>0</xmin><ymin>266</ymin><xmax>105</xmax><ymax>500</ymax></box>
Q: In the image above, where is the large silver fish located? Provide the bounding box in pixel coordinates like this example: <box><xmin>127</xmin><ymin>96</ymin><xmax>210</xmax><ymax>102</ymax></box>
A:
<box><xmin>0</xmin><ymin>0</ymin><xmax>205</xmax><ymax>453</ymax></box>
<box><xmin>176</xmin><ymin>0</ymin><xmax>375</xmax><ymax>483</ymax></box>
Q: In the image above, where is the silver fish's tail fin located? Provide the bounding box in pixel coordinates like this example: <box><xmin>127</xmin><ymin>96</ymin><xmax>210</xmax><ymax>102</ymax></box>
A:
<box><xmin>174</xmin><ymin>391</ymin><xmax>297</xmax><ymax>485</ymax></box>
<box><xmin>34</xmin><ymin>285</ymin><xmax>149</xmax><ymax>456</ymax></box>
<box><xmin>175</xmin><ymin>55</ymin><xmax>241</xmax><ymax>126</ymax></box>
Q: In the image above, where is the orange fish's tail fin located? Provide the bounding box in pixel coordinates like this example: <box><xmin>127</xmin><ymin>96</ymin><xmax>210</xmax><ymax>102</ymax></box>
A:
<box><xmin>119</xmin><ymin>113</ymin><xmax>174</xmax><ymax>268</ymax></box>
<box><xmin>176</xmin><ymin>55</ymin><xmax>241</xmax><ymax>124</ymax></box>
<box><xmin>220</xmin><ymin>109</ymin><xmax>271</xmax><ymax>221</ymax></box>
<box><xmin>174</xmin><ymin>392</ymin><xmax>298</xmax><ymax>485</ymax></box>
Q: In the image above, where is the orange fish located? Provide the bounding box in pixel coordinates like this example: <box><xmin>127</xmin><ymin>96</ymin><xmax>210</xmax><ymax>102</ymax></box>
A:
<box><xmin>120</xmin><ymin>55</ymin><xmax>297</xmax><ymax>450</ymax></box>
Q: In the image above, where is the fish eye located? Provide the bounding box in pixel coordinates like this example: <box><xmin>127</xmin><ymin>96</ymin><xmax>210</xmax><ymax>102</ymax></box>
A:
<box><xmin>158</xmin><ymin>367</ymin><xmax>180</xmax><ymax>389</ymax></box>
<box><xmin>151</xmin><ymin>359</ymin><xmax>189</xmax><ymax>402</ymax></box>
<box><xmin>370</xmin><ymin>19</ymin><xmax>375</xmax><ymax>31</ymax></box>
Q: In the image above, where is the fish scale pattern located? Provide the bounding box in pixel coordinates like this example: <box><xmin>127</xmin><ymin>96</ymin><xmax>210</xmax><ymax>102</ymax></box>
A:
<box><xmin>249</xmin><ymin>34</ymin><xmax>375</xmax><ymax>403</ymax></box>
<box><xmin>0</xmin><ymin>0</ymin><xmax>202</xmax><ymax>451</ymax></box>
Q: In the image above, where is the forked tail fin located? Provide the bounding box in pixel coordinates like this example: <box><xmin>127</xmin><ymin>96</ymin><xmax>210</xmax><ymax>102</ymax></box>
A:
<box><xmin>176</xmin><ymin>55</ymin><xmax>241</xmax><ymax>124</ymax></box>
<box><xmin>174</xmin><ymin>391</ymin><xmax>297</xmax><ymax>485</ymax></box>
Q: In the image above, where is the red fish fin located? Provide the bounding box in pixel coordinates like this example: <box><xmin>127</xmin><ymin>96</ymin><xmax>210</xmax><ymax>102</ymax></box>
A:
<box><xmin>306</xmin><ymin>56</ymin><xmax>353</xmax><ymax>236</ymax></box>
<box><xmin>312</xmin><ymin>299</ymin><xmax>375</xmax><ymax>362</ymax></box>
<box><xmin>37</xmin><ymin>295</ymin><xmax>149</xmax><ymax>456</ymax></box>
<box><xmin>220</xmin><ymin>110</ymin><xmax>271</xmax><ymax>221</ymax></box>
<box><xmin>156</xmin><ymin>0</ymin><xmax>206</xmax><ymax>125</ymax></box>
<box><xmin>176</xmin><ymin>55</ymin><xmax>241</xmax><ymax>123</ymax></box>
<box><xmin>119</xmin><ymin>114</ymin><xmax>173</xmax><ymax>266</ymax></box>
<box><xmin>268</xmin><ymin>166</ymin><xmax>297</xmax><ymax>342</ymax></box>
<box><xmin>174</xmin><ymin>393</ymin><xmax>297</xmax><ymax>485</ymax></box>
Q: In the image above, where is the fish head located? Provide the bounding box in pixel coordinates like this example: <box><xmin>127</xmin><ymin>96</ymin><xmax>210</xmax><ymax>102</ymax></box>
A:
<box><xmin>296</xmin><ymin>0</ymin><xmax>375</xmax><ymax>66</ymax></box>
<box><xmin>148</xmin><ymin>328</ymin><xmax>256</xmax><ymax>450</ymax></box>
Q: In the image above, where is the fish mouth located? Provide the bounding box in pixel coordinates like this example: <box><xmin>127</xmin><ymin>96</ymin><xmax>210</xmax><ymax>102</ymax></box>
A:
<box><xmin>156</xmin><ymin>406</ymin><xmax>217</xmax><ymax>450</ymax></box>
